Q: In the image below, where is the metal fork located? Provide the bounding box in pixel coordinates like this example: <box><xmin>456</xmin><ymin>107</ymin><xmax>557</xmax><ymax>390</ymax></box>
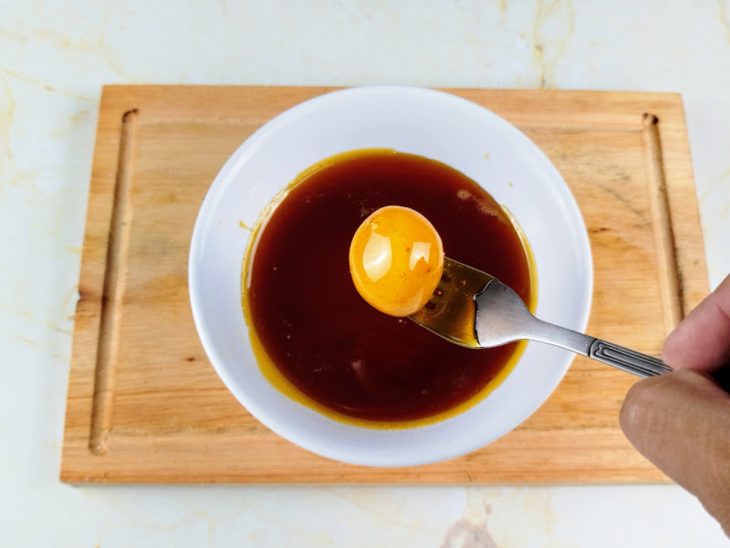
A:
<box><xmin>410</xmin><ymin>258</ymin><xmax>672</xmax><ymax>378</ymax></box>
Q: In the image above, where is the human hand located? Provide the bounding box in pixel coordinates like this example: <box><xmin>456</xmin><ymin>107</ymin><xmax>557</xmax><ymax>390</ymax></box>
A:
<box><xmin>620</xmin><ymin>275</ymin><xmax>730</xmax><ymax>535</ymax></box>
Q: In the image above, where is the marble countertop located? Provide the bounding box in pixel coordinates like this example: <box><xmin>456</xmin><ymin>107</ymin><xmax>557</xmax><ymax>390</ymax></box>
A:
<box><xmin>1</xmin><ymin>1</ymin><xmax>728</xmax><ymax>546</ymax></box>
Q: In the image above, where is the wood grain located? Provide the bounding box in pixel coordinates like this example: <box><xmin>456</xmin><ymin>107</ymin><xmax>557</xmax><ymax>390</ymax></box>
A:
<box><xmin>61</xmin><ymin>86</ymin><xmax>708</xmax><ymax>484</ymax></box>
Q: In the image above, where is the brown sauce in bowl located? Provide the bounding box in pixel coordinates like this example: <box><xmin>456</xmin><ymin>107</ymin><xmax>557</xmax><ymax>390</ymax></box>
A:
<box><xmin>244</xmin><ymin>149</ymin><xmax>533</xmax><ymax>425</ymax></box>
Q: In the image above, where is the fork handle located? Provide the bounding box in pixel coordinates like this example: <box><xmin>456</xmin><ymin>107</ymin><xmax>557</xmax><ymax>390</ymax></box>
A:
<box><xmin>528</xmin><ymin>319</ymin><xmax>671</xmax><ymax>378</ymax></box>
<box><xmin>586</xmin><ymin>339</ymin><xmax>672</xmax><ymax>377</ymax></box>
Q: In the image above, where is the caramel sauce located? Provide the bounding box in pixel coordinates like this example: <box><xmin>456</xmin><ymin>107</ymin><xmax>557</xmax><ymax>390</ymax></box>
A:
<box><xmin>243</xmin><ymin>149</ymin><xmax>534</xmax><ymax>425</ymax></box>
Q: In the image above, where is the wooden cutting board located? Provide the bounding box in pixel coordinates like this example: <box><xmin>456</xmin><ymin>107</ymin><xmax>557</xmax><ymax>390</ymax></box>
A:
<box><xmin>61</xmin><ymin>86</ymin><xmax>707</xmax><ymax>484</ymax></box>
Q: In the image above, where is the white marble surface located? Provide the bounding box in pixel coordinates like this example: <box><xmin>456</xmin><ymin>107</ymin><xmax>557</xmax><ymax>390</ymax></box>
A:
<box><xmin>1</xmin><ymin>1</ymin><xmax>729</xmax><ymax>546</ymax></box>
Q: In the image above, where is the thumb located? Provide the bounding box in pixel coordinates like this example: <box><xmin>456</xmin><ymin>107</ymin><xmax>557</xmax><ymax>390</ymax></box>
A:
<box><xmin>620</xmin><ymin>369</ymin><xmax>730</xmax><ymax>535</ymax></box>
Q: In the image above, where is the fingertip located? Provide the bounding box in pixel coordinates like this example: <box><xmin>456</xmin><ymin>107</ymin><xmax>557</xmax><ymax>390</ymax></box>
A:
<box><xmin>619</xmin><ymin>382</ymin><xmax>640</xmax><ymax>439</ymax></box>
<box><xmin>661</xmin><ymin>326</ymin><xmax>686</xmax><ymax>369</ymax></box>
<box><xmin>619</xmin><ymin>375</ymin><xmax>661</xmax><ymax>443</ymax></box>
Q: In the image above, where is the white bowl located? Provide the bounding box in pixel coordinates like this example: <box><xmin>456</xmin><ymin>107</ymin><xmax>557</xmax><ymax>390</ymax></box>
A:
<box><xmin>189</xmin><ymin>86</ymin><xmax>592</xmax><ymax>467</ymax></box>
